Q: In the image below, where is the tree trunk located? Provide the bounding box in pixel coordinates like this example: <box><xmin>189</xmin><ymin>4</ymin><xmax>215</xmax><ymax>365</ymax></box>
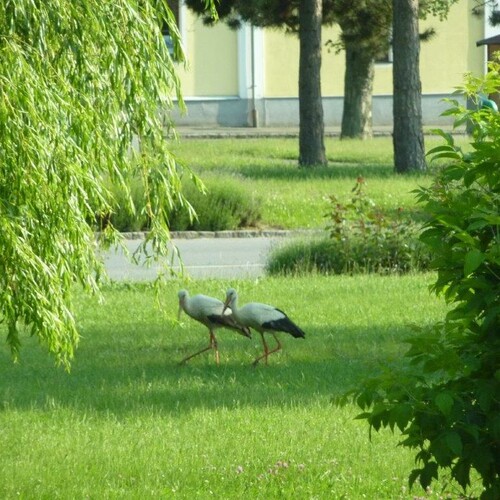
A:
<box><xmin>298</xmin><ymin>0</ymin><xmax>327</xmax><ymax>167</ymax></box>
<box><xmin>341</xmin><ymin>41</ymin><xmax>374</xmax><ymax>139</ymax></box>
<box><xmin>392</xmin><ymin>0</ymin><xmax>426</xmax><ymax>173</ymax></box>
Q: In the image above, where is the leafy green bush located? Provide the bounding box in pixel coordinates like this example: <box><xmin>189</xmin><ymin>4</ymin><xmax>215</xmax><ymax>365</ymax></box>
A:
<box><xmin>105</xmin><ymin>179</ymin><xmax>150</xmax><ymax>232</ymax></box>
<box><xmin>266</xmin><ymin>178</ymin><xmax>431</xmax><ymax>275</ymax></box>
<box><xmin>98</xmin><ymin>175</ymin><xmax>262</xmax><ymax>233</ymax></box>
<box><xmin>169</xmin><ymin>176</ymin><xmax>262</xmax><ymax>231</ymax></box>
<box><xmin>337</xmin><ymin>65</ymin><xmax>500</xmax><ymax>498</ymax></box>
<box><xmin>266</xmin><ymin>234</ymin><xmax>431</xmax><ymax>275</ymax></box>
<box><xmin>266</xmin><ymin>237</ymin><xmax>338</xmax><ymax>275</ymax></box>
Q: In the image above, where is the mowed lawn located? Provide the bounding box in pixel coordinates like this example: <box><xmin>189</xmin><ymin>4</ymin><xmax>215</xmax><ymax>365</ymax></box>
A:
<box><xmin>1</xmin><ymin>135</ymin><xmax>483</xmax><ymax>498</ymax></box>
<box><xmin>0</xmin><ymin>275</ymin><xmax>481</xmax><ymax>499</ymax></box>
<box><xmin>170</xmin><ymin>135</ymin><xmax>466</xmax><ymax>229</ymax></box>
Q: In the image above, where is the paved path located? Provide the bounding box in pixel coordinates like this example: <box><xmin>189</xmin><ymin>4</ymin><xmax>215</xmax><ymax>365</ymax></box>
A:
<box><xmin>174</xmin><ymin>124</ymin><xmax>462</xmax><ymax>139</ymax></box>
<box><xmin>102</xmin><ymin>233</ymin><xmax>300</xmax><ymax>281</ymax></box>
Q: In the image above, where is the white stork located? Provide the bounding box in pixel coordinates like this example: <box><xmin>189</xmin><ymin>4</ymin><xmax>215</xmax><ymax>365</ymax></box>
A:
<box><xmin>223</xmin><ymin>288</ymin><xmax>305</xmax><ymax>366</ymax></box>
<box><xmin>177</xmin><ymin>289</ymin><xmax>251</xmax><ymax>365</ymax></box>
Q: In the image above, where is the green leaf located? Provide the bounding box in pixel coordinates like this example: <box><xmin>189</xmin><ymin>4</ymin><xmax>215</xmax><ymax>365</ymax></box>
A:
<box><xmin>431</xmin><ymin>151</ymin><xmax>462</xmax><ymax>161</ymax></box>
<box><xmin>454</xmin><ymin>231</ymin><xmax>476</xmax><ymax>246</ymax></box>
<box><xmin>434</xmin><ymin>392</ymin><xmax>454</xmax><ymax>416</ymax></box>
<box><xmin>441</xmin><ymin>108</ymin><xmax>460</xmax><ymax>116</ymax></box>
<box><xmin>393</xmin><ymin>403</ymin><xmax>413</xmax><ymax>432</ymax></box>
<box><xmin>472</xmin><ymin>447</ymin><xmax>495</xmax><ymax>476</ymax></box>
<box><xmin>463</xmin><ymin>168</ymin><xmax>477</xmax><ymax>187</ymax></box>
<box><xmin>354</xmin><ymin>412</ymin><xmax>372</xmax><ymax>421</ymax></box>
<box><xmin>467</xmin><ymin>219</ymin><xmax>490</xmax><ymax>231</ymax></box>
<box><xmin>444</xmin><ymin>431</ymin><xmax>463</xmax><ymax>456</ymax></box>
<box><xmin>430</xmin><ymin>128</ymin><xmax>455</xmax><ymax>145</ymax></box>
<box><xmin>464</xmin><ymin>249</ymin><xmax>485</xmax><ymax>276</ymax></box>
<box><xmin>462</xmin><ymin>424</ymin><xmax>480</xmax><ymax>442</ymax></box>
<box><xmin>426</xmin><ymin>144</ymin><xmax>456</xmax><ymax>156</ymax></box>
<box><xmin>451</xmin><ymin>459</ymin><xmax>471</xmax><ymax>490</ymax></box>
<box><xmin>420</xmin><ymin>461</ymin><xmax>439</xmax><ymax>490</ymax></box>
<box><xmin>408</xmin><ymin>468</ymin><xmax>421</xmax><ymax>489</ymax></box>
<box><xmin>356</xmin><ymin>390</ymin><xmax>373</xmax><ymax>410</ymax></box>
<box><xmin>453</xmin><ymin>113</ymin><xmax>470</xmax><ymax>128</ymax></box>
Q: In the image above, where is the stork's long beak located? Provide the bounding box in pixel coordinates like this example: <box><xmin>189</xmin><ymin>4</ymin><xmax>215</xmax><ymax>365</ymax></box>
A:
<box><xmin>177</xmin><ymin>301</ymin><xmax>183</xmax><ymax>322</ymax></box>
<box><xmin>222</xmin><ymin>297</ymin><xmax>230</xmax><ymax>315</ymax></box>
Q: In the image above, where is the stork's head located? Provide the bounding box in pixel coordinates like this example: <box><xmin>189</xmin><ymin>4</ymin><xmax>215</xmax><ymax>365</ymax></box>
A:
<box><xmin>178</xmin><ymin>289</ymin><xmax>189</xmax><ymax>320</ymax></box>
<box><xmin>223</xmin><ymin>288</ymin><xmax>238</xmax><ymax>313</ymax></box>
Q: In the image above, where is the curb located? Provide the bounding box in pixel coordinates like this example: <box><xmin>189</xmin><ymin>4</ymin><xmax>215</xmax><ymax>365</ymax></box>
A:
<box><xmin>174</xmin><ymin>125</ymin><xmax>465</xmax><ymax>140</ymax></box>
<box><xmin>121</xmin><ymin>229</ymin><xmax>323</xmax><ymax>240</ymax></box>
<box><xmin>177</xmin><ymin>130</ymin><xmax>393</xmax><ymax>139</ymax></box>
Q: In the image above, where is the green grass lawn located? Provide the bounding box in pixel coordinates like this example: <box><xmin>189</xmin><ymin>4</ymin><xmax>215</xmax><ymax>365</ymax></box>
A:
<box><xmin>0</xmin><ymin>276</ymin><xmax>483</xmax><ymax>498</ymax></box>
<box><xmin>1</xmin><ymin>135</ymin><xmax>483</xmax><ymax>498</ymax></box>
<box><xmin>170</xmin><ymin>136</ymin><xmax>464</xmax><ymax>229</ymax></box>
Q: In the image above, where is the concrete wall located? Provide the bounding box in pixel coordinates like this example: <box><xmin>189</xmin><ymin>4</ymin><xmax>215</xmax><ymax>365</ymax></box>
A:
<box><xmin>170</xmin><ymin>94</ymin><xmax>459</xmax><ymax>128</ymax></box>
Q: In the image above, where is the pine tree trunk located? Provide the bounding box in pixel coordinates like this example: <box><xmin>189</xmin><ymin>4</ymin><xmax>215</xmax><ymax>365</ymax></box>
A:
<box><xmin>392</xmin><ymin>0</ymin><xmax>426</xmax><ymax>173</ymax></box>
<box><xmin>298</xmin><ymin>0</ymin><xmax>327</xmax><ymax>167</ymax></box>
<box><xmin>341</xmin><ymin>41</ymin><xmax>374</xmax><ymax>139</ymax></box>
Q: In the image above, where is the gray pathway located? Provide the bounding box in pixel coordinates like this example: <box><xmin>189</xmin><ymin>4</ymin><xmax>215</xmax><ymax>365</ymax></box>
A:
<box><xmin>102</xmin><ymin>234</ymin><xmax>293</xmax><ymax>281</ymax></box>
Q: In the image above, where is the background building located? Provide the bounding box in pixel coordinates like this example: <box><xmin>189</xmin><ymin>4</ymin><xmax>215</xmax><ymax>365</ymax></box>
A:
<box><xmin>168</xmin><ymin>0</ymin><xmax>492</xmax><ymax>128</ymax></box>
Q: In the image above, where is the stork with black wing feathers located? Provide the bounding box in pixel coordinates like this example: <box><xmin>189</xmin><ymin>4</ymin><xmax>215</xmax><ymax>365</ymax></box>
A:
<box><xmin>223</xmin><ymin>288</ymin><xmax>305</xmax><ymax>366</ymax></box>
<box><xmin>178</xmin><ymin>289</ymin><xmax>251</xmax><ymax>365</ymax></box>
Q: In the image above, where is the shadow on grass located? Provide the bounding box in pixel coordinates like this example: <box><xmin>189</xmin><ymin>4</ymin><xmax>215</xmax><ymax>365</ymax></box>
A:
<box><xmin>0</xmin><ymin>323</ymin><xmax>412</xmax><ymax>416</ymax></box>
<box><xmin>206</xmin><ymin>162</ymin><xmax>399</xmax><ymax>182</ymax></box>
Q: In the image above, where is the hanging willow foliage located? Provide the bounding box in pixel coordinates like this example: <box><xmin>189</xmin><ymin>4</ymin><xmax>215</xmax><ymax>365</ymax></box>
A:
<box><xmin>0</xmin><ymin>0</ymin><xmax>214</xmax><ymax>367</ymax></box>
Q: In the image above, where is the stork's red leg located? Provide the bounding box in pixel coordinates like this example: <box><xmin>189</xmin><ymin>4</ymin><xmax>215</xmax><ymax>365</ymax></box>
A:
<box><xmin>179</xmin><ymin>330</ymin><xmax>219</xmax><ymax>365</ymax></box>
<box><xmin>210</xmin><ymin>331</ymin><xmax>220</xmax><ymax>365</ymax></box>
<box><xmin>252</xmin><ymin>332</ymin><xmax>270</xmax><ymax>366</ymax></box>
<box><xmin>267</xmin><ymin>333</ymin><xmax>282</xmax><ymax>357</ymax></box>
<box><xmin>252</xmin><ymin>332</ymin><xmax>282</xmax><ymax>366</ymax></box>
<box><xmin>179</xmin><ymin>344</ymin><xmax>213</xmax><ymax>365</ymax></box>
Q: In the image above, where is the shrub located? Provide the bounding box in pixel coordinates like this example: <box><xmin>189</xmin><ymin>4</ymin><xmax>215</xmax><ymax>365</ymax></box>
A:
<box><xmin>106</xmin><ymin>179</ymin><xmax>150</xmax><ymax>232</ymax></box>
<box><xmin>266</xmin><ymin>237</ymin><xmax>339</xmax><ymax>275</ymax></box>
<box><xmin>97</xmin><ymin>175</ymin><xmax>262</xmax><ymax>233</ymax></box>
<box><xmin>266</xmin><ymin>234</ymin><xmax>431</xmax><ymax>275</ymax></box>
<box><xmin>266</xmin><ymin>178</ymin><xmax>431</xmax><ymax>275</ymax></box>
<box><xmin>169</xmin><ymin>176</ymin><xmax>262</xmax><ymax>231</ymax></box>
<box><xmin>337</xmin><ymin>64</ymin><xmax>500</xmax><ymax>498</ymax></box>
<box><xmin>325</xmin><ymin>176</ymin><xmax>429</xmax><ymax>271</ymax></box>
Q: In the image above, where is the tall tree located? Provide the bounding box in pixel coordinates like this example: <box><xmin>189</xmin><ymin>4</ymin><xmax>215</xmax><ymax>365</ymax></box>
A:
<box><xmin>0</xmin><ymin>0</ymin><xmax>213</xmax><ymax>367</ymax></box>
<box><xmin>329</xmin><ymin>1</ymin><xmax>392</xmax><ymax>139</ymax></box>
<box><xmin>328</xmin><ymin>0</ymin><xmax>458</xmax><ymax>140</ymax></box>
<box><xmin>340</xmin><ymin>42</ymin><xmax>376</xmax><ymax>139</ymax></box>
<box><xmin>185</xmin><ymin>0</ymin><xmax>328</xmax><ymax>166</ymax></box>
<box><xmin>392</xmin><ymin>0</ymin><xmax>427</xmax><ymax>172</ymax></box>
<box><xmin>299</xmin><ymin>0</ymin><xmax>327</xmax><ymax>165</ymax></box>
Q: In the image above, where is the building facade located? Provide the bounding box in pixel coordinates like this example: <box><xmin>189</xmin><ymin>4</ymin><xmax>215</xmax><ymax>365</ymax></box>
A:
<box><xmin>169</xmin><ymin>0</ymin><xmax>493</xmax><ymax>128</ymax></box>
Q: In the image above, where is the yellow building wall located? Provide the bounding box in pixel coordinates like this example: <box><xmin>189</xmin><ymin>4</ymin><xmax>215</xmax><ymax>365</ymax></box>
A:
<box><xmin>418</xmin><ymin>0</ymin><xmax>484</xmax><ymax>94</ymax></box>
<box><xmin>263</xmin><ymin>0</ymin><xmax>484</xmax><ymax>98</ymax></box>
<box><xmin>263</xmin><ymin>26</ymin><xmax>350</xmax><ymax>97</ymax></box>
<box><xmin>178</xmin><ymin>0</ymin><xmax>485</xmax><ymax>99</ymax></box>
<box><xmin>264</xmin><ymin>29</ymin><xmax>300</xmax><ymax>97</ymax></box>
<box><xmin>177</xmin><ymin>11</ymin><xmax>239</xmax><ymax>96</ymax></box>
